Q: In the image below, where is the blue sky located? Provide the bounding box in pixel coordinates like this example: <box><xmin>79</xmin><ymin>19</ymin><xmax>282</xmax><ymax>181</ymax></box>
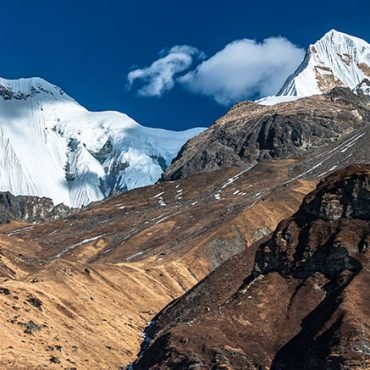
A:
<box><xmin>1</xmin><ymin>0</ymin><xmax>370</xmax><ymax>130</ymax></box>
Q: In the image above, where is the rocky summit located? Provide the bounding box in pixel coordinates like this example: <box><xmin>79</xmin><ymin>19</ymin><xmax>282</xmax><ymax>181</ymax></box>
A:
<box><xmin>133</xmin><ymin>165</ymin><xmax>370</xmax><ymax>369</ymax></box>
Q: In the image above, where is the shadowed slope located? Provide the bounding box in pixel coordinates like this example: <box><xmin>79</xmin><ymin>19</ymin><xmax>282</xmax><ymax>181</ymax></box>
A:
<box><xmin>133</xmin><ymin>165</ymin><xmax>370</xmax><ymax>369</ymax></box>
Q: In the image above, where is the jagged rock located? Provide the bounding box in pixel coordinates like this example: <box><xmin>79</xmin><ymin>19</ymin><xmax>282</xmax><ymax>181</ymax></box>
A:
<box><xmin>49</xmin><ymin>356</ymin><xmax>61</xmax><ymax>364</ymax></box>
<box><xmin>354</xmin><ymin>79</ymin><xmax>370</xmax><ymax>97</ymax></box>
<box><xmin>24</xmin><ymin>320</ymin><xmax>43</xmax><ymax>335</ymax></box>
<box><xmin>25</xmin><ymin>295</ymin><xmax>43</xmax><ymax>310</ymax></box>
<box><xmin>0</xmin><ymin>192</ymin><xmax>72</xmax><ymax>224</ymax></box>
<box><xmin>0</xmin><ymin>287</ymin><xmax>10</xmax><ymax>295</ymax></box>
<box><xmin>254</xmin><ymin>165</ymin><xmax>369</xmax><ymax>279</ymax></box>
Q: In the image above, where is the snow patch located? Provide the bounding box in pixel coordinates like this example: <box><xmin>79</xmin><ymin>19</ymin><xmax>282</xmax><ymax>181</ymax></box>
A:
<box><xmin>55</xmin><ymin>234</ymin><xmax>105</xmax><ymax>258</ymax></box>
<box><xmin>125</xmin><ymin>251</ymin><xmax>144</xmax><ymax>262</ymax></box>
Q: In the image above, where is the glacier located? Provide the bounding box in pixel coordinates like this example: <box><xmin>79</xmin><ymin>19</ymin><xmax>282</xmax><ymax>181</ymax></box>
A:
<box><xmin>0</xmin><ymin>76</ymin><xmax>203</xmax><ymax>207</ymax></box>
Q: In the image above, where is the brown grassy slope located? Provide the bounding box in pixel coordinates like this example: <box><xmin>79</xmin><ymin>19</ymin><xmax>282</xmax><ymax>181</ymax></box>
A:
<box><xmin>0</xmin><ymin>160</ymin><xmax>316</xmax><ymax>369</ymax></box>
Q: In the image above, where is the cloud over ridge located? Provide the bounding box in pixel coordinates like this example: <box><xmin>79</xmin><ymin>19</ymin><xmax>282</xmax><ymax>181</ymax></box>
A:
<box><xmin>180</xmin><ymin>37</ymin><xmax>305</xmax><ymax>104</ymax></box>
<box><xmin>127</xmin><ymin>37</ymin><xmax>305</xmax><ymax>105</ymax></box>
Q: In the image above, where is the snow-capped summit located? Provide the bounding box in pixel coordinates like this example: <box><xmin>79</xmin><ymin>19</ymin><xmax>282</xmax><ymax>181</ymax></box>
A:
<box><xmin>278</xmin><ymin>29</ymin><xmax>370</xmax><ymax>97</ymax></box>
<box><xmin>0</xmin><ymin>76</ymin><xmax>71</xmax><ymax>100</ymax></box>
<box><xmin>0</xmin><ymin>76</ymin><xmax>203</xmax><ymax>207</ymax></box>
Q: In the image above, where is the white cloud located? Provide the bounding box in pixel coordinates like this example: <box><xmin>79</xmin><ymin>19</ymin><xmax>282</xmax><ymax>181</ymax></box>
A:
<box><xmin>179</xmin><ymin>37</ymin><xmax>305</xmax><ymax>105</ymax></box>
<box><xmin>127</xmin><ymin>45</ymin><xmax>205</xmax><ymax>97</ymax></box>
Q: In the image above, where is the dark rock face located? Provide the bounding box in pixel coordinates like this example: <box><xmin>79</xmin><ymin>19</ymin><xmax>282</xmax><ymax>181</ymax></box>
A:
<box><xmin>0</xmin><ymin>192</ymin><xmax>71</xmax><ymax>224</ymax></box>
<box><xmin>133</xmin><ymin>165</ymin><xmax>370</xmax><ymax>369</ymax></box>
<box><xmin>162</xmin><ymin>88</ymin><xmax>370</xmax><ymax>181</ymax></box>
<box><xmin>354</xmin><ymin>78</ymin><xmax>370</xmax><ymax>97</ymax></box>
<box><xmin>0</xmin><ymin>83</ymin><xmax>51</xmax><ymax>101</ymax></box>
<box><xmin>255</xmin><ymin>166</ymin><xmax>370</xmax><ymax>279</ymax></box>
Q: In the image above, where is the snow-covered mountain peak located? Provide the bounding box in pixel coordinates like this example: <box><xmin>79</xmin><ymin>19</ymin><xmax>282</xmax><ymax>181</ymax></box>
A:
<box><xmin>319</xmin><ymin>29</ymin><xmax>368</xmax><ymax>47</ymax></box>
<box><xmin>0</xmin><ymin>75</ymin><xmax>204</xmax><ymax>207</ymax></box>
<box><xmin>278</xmin><ymin>30</ymin><xmax>370</xmax><ymax>97</ymax></box>
<box><xmin>0</xmin><ymin>76</ymin><xmax>74</xmax><ymax>103</ymax></box>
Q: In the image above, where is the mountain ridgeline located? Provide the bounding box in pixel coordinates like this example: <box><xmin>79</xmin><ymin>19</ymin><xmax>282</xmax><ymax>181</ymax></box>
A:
<box><xmin>0</xmin><ymin>30</ymin><xmax>368</xmax><ymax>209</ymax></box>
<box><xmin>0</xmin><ymin>29</ymin><xmax>369</xmax><ymax>370</ymax></box>
<box><xmin>0</xmin><ymin>77</ymin><xmax>203</xmax><ymax>208</ymax></box>
<box><xmin>162</xmin><ymin>87</ymin><xmax>370</xmax><ymax>181</ymax></box>
<box><xmin>129</xmin><ymin>30</ymin><xmax>370</xmax><ymax>370</ymax></box>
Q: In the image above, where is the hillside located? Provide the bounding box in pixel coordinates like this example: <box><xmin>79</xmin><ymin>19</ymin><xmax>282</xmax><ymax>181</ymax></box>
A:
<box><xmin>134</xmin><ymin>165</ymin><xmax>370</xmax><ymax>369</ymax></box>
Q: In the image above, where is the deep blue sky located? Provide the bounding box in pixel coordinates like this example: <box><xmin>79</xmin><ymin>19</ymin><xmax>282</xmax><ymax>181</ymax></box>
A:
<box><xmin>1</xmin><ymin>0</ymin><xmax>370</xmax><ymax>130</ymax></box>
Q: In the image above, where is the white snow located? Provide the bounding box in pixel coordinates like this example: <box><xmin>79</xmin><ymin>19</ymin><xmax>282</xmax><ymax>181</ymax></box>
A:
<box><xmin>340</xmin><ymin>132</ymin><xmax>366</xmax><ymax>152</ymax></box>
<box><xmin>256</xmin><ymin>95</ymin><xmax>300</xmax><ymax>106</ymax></box>
<box><xmin>158</xmin><ymin>198</ymin><xmax>166</xmax><ymax>207</ymax></box>
<box><xmin>153</xmin><ymin>192</ymin><xmax>165</xmax><ymax>198</ymax></box>
<box><xmin>284</xmin><ymin>130</ymin><xmax>366</xmax><ymax>184</ymax></box>
<box><xmin>317</xmin><ymin>165</ymin><xmax>338</xmax><ymax>178</ymax></box>
<box><xmin>125</xmin><ymin>251</ymin><xmax>144</xmax><ymax>262</ymax></box>
<box><xmin>7</xmin><ymin>225</ymin><xmax>34</xmax><ymax>236</ymax></box>
<box><xmin>175</xmin><ymin>189</ymin><xmax>183</xmax><ymax>200</ymax></box>
<box><xmin>155</xmin><ymin>215</ymin><xmax>171</xmax><ymax>224</ymax></box>
<box><xmin>154</xmin><ymin>192</ymin><xmax>167</xmax><ymax>206</ymax></box>
<box><xmin>214</xmin><ymin>168</ymin><xmax>250</xmax><ymax>200</ymax></box>
<box><xmin>221</xmin><ymin>169</ymin><xmax>249</xmax><ymax>190</ymax></box>
<box><xmin>0</xmin><ymin>76</ymin><xmax>204</xmax><ymax>207</ymax></box>
<box><xmin>278</xmin><ymin>30</ymin><xmax>370</xmax><ymax>97</ymax></box>
<box><xmin>55</xmin><ymin>234</ymin><xmax>105</xmax><ymax>258</ymax></box>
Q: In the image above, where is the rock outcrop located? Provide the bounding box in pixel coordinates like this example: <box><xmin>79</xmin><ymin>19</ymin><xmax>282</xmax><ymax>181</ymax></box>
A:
<box><xmin>134</xmin><ymin>165</ymin><xmax>370</xmax><ymax>369</ymax></box>
<box><xmin>162</xmin><ymin>88</ymin><xmax>370</xmax><ymax>181</ymax></box>
<box><xmin>0</xmin><ymin>192</ymin><xmax>71</xmax><ymax>224</ymax></box>
<box><xmin>354</xmin><ymin>78</ymin><xmax>370</xmax><ymax>97</ymax></box>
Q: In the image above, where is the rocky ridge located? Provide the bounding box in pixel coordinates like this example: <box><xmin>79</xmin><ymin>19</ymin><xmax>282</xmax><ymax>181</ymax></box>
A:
<box><xmin>0</xmin><ymin>192</ymin><xmax>71</xmax><ymax>224</ymax></box>
<box><xmin>133</xmin><ymin>165</ymin><xmax>370</xmax><ymax>369</ymax></box>
<box><xmin>162</xmin><ymin>87</ymin><xmax>370</xmax><ymax>181</ymax></box>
